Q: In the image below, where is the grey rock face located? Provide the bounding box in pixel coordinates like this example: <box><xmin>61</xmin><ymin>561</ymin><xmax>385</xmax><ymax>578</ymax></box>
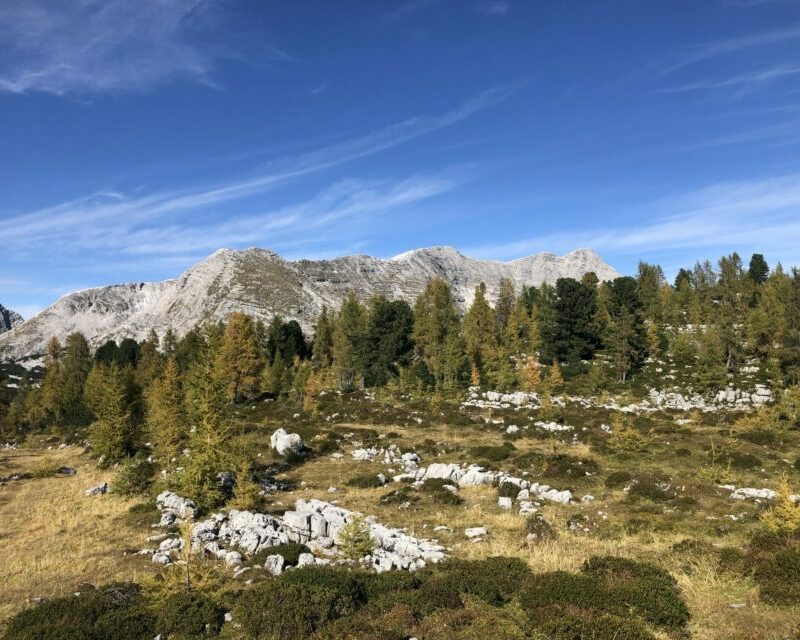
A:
<box><xmin>0</xmin><ymin>304</ymin><xmax>23</xmax><ymax>335</ymax></box>
<box><xmin>0</xmin><ymin>246</ymin><xmax>618</xmax><ymax>361</ymax></box>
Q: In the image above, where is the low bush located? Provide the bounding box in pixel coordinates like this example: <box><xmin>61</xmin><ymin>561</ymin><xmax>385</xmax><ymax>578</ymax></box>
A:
<box><xmin>497</xmin><ymin>481</ymin><xmax>520</xmax><ymax>498</ymax></box>
<box><xmin>346</xmin><ymin>474</ymin><xmax>386</xmax><ymax>489</ymax></box>
<box><xmin>113</xmin><ymin>456</ymin><xmax>156</xmax><ymax>497</ymax></box>
<box><xmin>414</xmin><ymin>597</ymin><xmax>527</xmax><ymax>640</ymax></box>
<box><xmin>234</xmin><ymin>581</ymin><xmax>338</xmax><ymax>640</ymax></box>
<box><xmin>754</xmin><ymin>549</ymin><xmax>800</xmax><ymax>605</ymax></box>
<box><xmin>251</xmin><ymin>543</ymin><xmax>310</xmax><ymax>567</ymax></box>
<box><xmin>542</xmin><ymin>454</ymin><xmax>599</xmax><ymax>478</ymax></box>
<box><xmin>728</xmin><ymin>451</ymin><xmax>762</xmax><ymax>469</ymax></box>
<box><xmin>518</xmin><ymin>556</ymin><xmax>689</xmax><ymax>635</ymax></box>
<box><xmin>2</xmin><ymin>583</ymin><xmax>154</xmax><ymax>640</ymax></box>
<box><xmin>429</xmin><ymin>557</ymin><xmax>532</xmax><ymax>605</ymax></box>
<box><xmin>154</xmin><ymin>591</ymin><xmax>225</xmax><ymax>639</ymax></box>
<box><xmin>738</xmin><ymin>429</ymin><xmax>778</xmax><ymax>446</ymax></box>
<box><xmin>605</xmin><ymin>470</ymin><xmax>632</xmax><ymax>488</ymax></box>
<box><xmin>379</xmin><ymin>486</ymin><xmax>417</xmax><ymax>505</ymax></box>
<box><xmin>314</xmin><ymin>605</ymin><xmax>415</xmax><ymax>640</ymax></box>
<box><xmin>524</xmin><ymin>512</ymin><xmax>557</xmax><ymax>541</ymax></box>
<box><xmin>468</xmin><ymin>442</ymin><xmax>515</xmax><ymax>462</ymax></box>
<box><xmin>529</xmin><ymin>608</ymin><xmax>655</xmax><ymax>640</ymax></box>
<box><xmin>581</xmin><ymin>556</ymin><xmax>690</xmax><ymax>631</ymax></box>
<box><xmin>419</xmin><ymin>478</ymin><xmax>464</xmax><ymax>505</ymax></box>
<box><xmin>281</xmin><ymin>566</ymin><xmax>369</xmax><ymax>616</ymax></box>
<box><xmin>627</xmin><ymin>476</ymin><xmax>672</xmax><ymax>503</ymax></box>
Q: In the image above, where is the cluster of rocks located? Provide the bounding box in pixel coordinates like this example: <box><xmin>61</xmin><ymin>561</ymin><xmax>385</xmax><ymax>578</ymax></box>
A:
<box><xmin>155</xmin><ymin>491</ymin><xmax>197</xmax><ymax>527</ymax></box>
<box><xmin>461</xmin><ymin>388</ymin><xmax>540</xmax><ymax>410</ymax></box>
<box><xmin>646</xmin><ymin>386</ymin><xmax>772</xmax><ymax>412</ymax></box>
<box><xmin>720</xmin><ymin>484</ymin><xmax>800</xmax><ymax>503</ymax></box>
<box><xmin>148</xmin><ymin>495</ymin><xmax>446</xmax><ymax>573</ymax></box>
<box><xmin>393</xmin><ymin>462</ymin><xmax>573</xmax><ymax>506</ymax></box>
<box><xmin>352</xmin><ymin>443</ymin><xmax>421</xmax><ymax>473</ymax></box>
<box><xmin>462</xmin><ymin>385</ymin><xmax>773</xmax><ymax>417</ymax></box>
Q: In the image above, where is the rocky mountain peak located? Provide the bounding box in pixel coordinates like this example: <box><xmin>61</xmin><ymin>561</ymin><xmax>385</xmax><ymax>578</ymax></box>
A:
<box><xmin>0</xmin><ymin>246</ymin><xmax>618</xmax><ymax>362</ymax></box>
<box><xmin>0</xmin><ymin>304</ymin><xmax>24</xmax><ymax>334</ymax></box>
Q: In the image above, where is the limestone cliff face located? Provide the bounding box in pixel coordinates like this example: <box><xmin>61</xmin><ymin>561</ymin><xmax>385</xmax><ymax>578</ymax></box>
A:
<box><xmin>0</xmin><ymin>304</ymin><xmax>23</xmax><ymax>335</ymax></box>
<box><xmin>0</xmin><ymin>246</ymin><xmax>618</xmax><ymax>361</ymax></box>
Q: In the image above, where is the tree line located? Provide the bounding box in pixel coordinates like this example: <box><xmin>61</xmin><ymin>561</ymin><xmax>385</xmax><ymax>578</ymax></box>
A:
<box><xmin>1</xmin><ymin>251</ymin><xmax>799</xmax><ymax>508</ymax></box>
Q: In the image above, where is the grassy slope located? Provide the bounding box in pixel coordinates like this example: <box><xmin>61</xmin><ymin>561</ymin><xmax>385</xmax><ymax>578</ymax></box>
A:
<box><xmin>1</xmin><ymin>379</ymin><xmax>799</xmax><ymax>639</ymax></box>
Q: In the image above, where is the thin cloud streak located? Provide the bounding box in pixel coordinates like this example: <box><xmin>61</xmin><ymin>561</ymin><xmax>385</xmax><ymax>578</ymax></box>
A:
<box><xmin>0</xmin><ymin>0</ymin><xmax>251</xmax><ymax>95</ymax></box>
<box><xmin>662</xmin><ymin>23</ymin><xmax>800</xmax><ymax>75</ymax></box>
<box><xmin>0</xmin><ymin>86</ymin><xmax>513</xmax><ymax>247</ymax></box>
<box><xmin>659</xmin><ymin>65</ymin><xmax>800</xmax><ymax>96</ymax></box>
<box><xmin>465</xmin><ymin>174</ymin><xmax>800</xmax><ymax>265</ymax></box>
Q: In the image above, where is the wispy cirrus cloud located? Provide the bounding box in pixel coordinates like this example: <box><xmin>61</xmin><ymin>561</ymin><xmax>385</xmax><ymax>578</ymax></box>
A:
<box><xmin>465</xmin><ymin>174</ymin><xmax>800</xmax><ymax>266</ymax></box>
<box><xmin>659</xmin><ymin>65</ymin><xmax>800</xmax><ymax>96</ymax></box>
<box><xmin>0</xmin><ymin>84</ymin><xmax>512</xmax><ymax>247</ymax></box>
<box><xmin>662</xmin><ymin>23</ymin><xmax>800</xmax><ymax>74</ymax></box>
<box><xmin>0</xmin><ymin>0</ymin><xmax>263</xmax><ymax>95</ymax></box>
<box><xmin>0</xmin><ymin>87</ymin><xmax>511</xmax><ymax>271</ymax></box>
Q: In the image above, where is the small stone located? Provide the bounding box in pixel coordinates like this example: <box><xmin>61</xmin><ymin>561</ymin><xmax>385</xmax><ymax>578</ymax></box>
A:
<box><xmin>264</xmin><ymin>554</ymin><xmax>285</xmax><ymax>576</ymax></box>
<box><xmin>498</xmin><ymin>497</ymin><xmax>513</xmax><ymax>509</ymax></box>
<box><xmin>464</xmin><ymin>527</ymin><xmax>488</xmax><ymax>539</ymax></box>
<box><xmin>297</xmin><ymin>553</ymin><xmax>316</xmax><ymax>567</ymax></box>
<box><xmin>84</xmin><ymin>482</ymin><xmax>107</xmax><ymax>496</ymax></box>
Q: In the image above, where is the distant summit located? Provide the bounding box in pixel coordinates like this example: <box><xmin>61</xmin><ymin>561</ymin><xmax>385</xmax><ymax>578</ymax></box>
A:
<box><xmin>0</xmin><ymin>246</ymin><xmax>618</xmax><ymax>361</ymax></box>
<box><xmin>0</xmin><ymin>304</ymin><xmax>23</xmax><ymax>335</ymax></box>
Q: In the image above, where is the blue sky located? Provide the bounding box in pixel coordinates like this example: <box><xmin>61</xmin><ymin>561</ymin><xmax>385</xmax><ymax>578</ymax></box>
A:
<box><xmin>2</xmin><ymin>0</ymin><xmax>800</xmax><ymax>318</ymax></box>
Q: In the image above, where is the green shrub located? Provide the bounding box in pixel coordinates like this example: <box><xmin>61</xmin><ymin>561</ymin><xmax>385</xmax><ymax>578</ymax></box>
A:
<box><xmin>738</xmin><ymin>429</ymin><xmax>778</xmax><ymax>446</ymax></box>
<box><xmin>717</xmin><ymin>547</ymin><xmax>745</xmax><ymax>574</ymax></box>
<box><xmin>251</xmin><ymin>543</ymin><xmax>310</xmax><ymax>567</ymax></box>
<box><xmin>234</xmin><ymin>581</ymin><xmax>338</xmax><ymax>640</ymax></box>
<box><xmin>2</xmin><ymin>583</ymin><xmax>153</xmax><ymax>640</ymax></box>
<box><xmin>754</xmin><ymin>549</ymin><xmax>800</xmax><ymax>605</ymax></box>
<box><xmin>414</xmin><ymin>597</ymin><xmax>527</xmax><ymax>640</ymax></box>
<box><xmin>94</xmin><ymin>607</ymin><xmax>156</xmax><ymax>640</ymax></box>
<box><xmin>281</xmin><ymin>566</ymin><xmax>369</xmax><ymax>617</ymax></box>
<box><xmin>729</xmin><ymin>452</ymin><xmax>762</xmax><ymax>470</ymax></box>
<box><xmin>154</xmin><ymin>591</ymin><xmax>224</xmax><ymax>639</ymax></box>
<box><xmin>497</xmin><ymin>481</ymin><xmax>520</xmax><ymax>498</ymax></box>
<box><xmin>605</xmin><ymin>470</ymin><xmax>632</xmax><ymax>488</ymax></box>
<box><xmin>468</xmin><ymin>442</ymin><xmax>515</xmax><ymax>462</ymax></box>
<box><xmin>627</xmin><ymin>476</ymin><xmax>672</xmax><ymax>502</ymax></box>
<box><xmin>429</xmin><ymin>557</ymin><xmax>532</xmax><ymax>605</ymax></box>
<box><xmin>393</xmin><ymin>575</ymin><xmax>463</xmax><ymax>618</ymax></box>
<box><xmin>379</xmin><ymin>486</ymin><xmax>417</xmax><ymax>505</ymax></box>
<box><xmin>518</xmin><ymin>557</ymin><xmax>689</xmax><ymax>634</ymax></box>
<box><xmin>314</xmin><ymin>605</ymin><xmax>415</xmax><ymax>640</ymax></box>
<box><xmin>582</xmin><ymin>556</ymin><xmax>690</xmax><ymax>631</ymax></box>
<box><xmin>420</xmin><ymin>478</ymin><xmax>464</xmax><ymax>505</ymax></box>
<box><xmin>524</xmin><ymin>512</ymin><xmax>557</xmax><ymax>541</ymax></box>
<box><xmin>346</xmin><ymin>474</ymin><xmax>386</xmax><ymax>489</ymax></box>
<box><xmin>113</xmin><ymin>456</ymin><xmax>156</xmax><ymax>497</ymax></box>
<box><xmin>529</xmin><ymin>608</ymin><xmax>655</xmax><ymax>640</ymax></box>
<box><xmin>362</xmin><ymin>570</ymin><xmax>422</xmax><ymax>600</ymax></box>
<box><xmin>542</xmin><ymin>454</ymin><xmax>599</xmax><ymax>478</ymax></box>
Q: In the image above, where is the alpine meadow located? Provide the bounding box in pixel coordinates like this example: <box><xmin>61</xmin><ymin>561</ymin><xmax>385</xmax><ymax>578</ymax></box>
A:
<box><xmin>2</xmin><ymin>2</ymin><xmax>800</xmax><ymax>640</ymax></box>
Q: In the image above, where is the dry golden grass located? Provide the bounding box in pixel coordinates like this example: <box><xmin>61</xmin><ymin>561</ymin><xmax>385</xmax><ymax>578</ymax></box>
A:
<box><xmin>0</xmin><ymin>447</ymin><xmax>155</xmax><ymax>624</ymax></box>
<box><xmin>273</xmin><ymin>418</ymin><xmax>800</xmax><ymax>640</ymax></box>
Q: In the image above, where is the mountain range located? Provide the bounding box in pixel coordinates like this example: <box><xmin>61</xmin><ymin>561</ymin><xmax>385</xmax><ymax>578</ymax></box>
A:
<box><xmin>0</xmin><ymin>246</ymin><xmax>618</xmax><ymax>362</ymax></box>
